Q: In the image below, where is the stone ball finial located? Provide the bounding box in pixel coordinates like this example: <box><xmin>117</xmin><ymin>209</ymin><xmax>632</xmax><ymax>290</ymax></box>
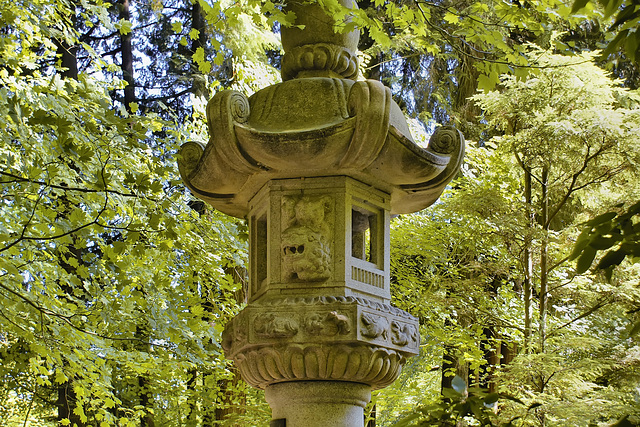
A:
<box><xmin>281</xmin><ymin>0</ymin><xmax>360</xmax><ymax>80</ymax></box>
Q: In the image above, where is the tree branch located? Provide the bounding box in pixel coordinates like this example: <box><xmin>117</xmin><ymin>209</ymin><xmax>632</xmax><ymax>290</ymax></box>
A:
<box><xmin>0</xmin><ymin>201</ymin><xmax>108</xmax><ymax>254</ymax></box>
<box><xmin>514</xmin><ymin>151</ymin><xmax>543</xmax><ymax>185</ymax></box>
<box><xmin>143</xmin><ymin>86</ymin><xmax>193</xmax><ymax>102</ymax></box>
<box><xmin>546</xmin><ymin>297</ymin><xmax>613</xmax><ymax>338</ymax></box>
<box><xmin>546</xmin><ymin>144</ymin><xmax>606</xmax><ymax>228</ymax></box>
<box><xmin>547</xmin><ymin>254</ymin><xmax>572</xmax><ymax>274</ymax></box>
<box><xmin>0</xmin><ymin>281</ymin><xmax>169</xmax><ymax>347</ymax></box>
<box><xmin>0</xmin><ymin>171</ymin><xmax>151</xmax><ymax>200</ymax></box>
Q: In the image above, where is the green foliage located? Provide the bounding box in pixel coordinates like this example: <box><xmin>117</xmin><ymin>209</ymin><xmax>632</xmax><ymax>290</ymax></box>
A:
<box><xmin>1</xmin><ymin>0</ymin><xmax>640</xmax><ymax>425</ymax></box>
<box><xmin>0</xmin><ymin>0</ymin><xmax>254</xmax><ymax>424</ymax></box>
<box><xmin>571</xmin><ymin>201</ymin><xmax>640</xmax><ymax>277</ymax></box>
<box><xmin>570</xmin><ymin>201</ymin><xmax>640</xmax><ymax>339</ymax></box>
<box><xmin>493</xmin><ymin>335</ymin><xmax>640</xmax><ymax>425</ymax></box>
<box><xmin>572</xmin><ymin>0</ymin><xmax>640</xmax><ymax>63</ymax></box>
<box><xmin>373</xmin><ymin>344</ymin><xmax>443</xmax><ymax>425</ymax></box>
<box><xmin>389</xmin><ymin>52</ymin><xmax>640</xmax><ymax>426</ymax></box>
<box><xmin>394</xmin><ymin>375</ymin><xmax>538</xmax><ymax>427</ymax></box>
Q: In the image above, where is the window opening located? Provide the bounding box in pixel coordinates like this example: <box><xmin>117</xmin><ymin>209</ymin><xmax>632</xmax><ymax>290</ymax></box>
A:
<box><xmin>351</xmin><ymin>207</ymin><xmax>378</xmax><ymax>265</ymax></box>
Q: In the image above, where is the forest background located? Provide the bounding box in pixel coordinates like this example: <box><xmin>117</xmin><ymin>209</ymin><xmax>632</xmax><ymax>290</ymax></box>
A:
<box><xmin>1</xmin><ymin>0</ymin><xmax>639</xmax><ymax>425</ymax></box>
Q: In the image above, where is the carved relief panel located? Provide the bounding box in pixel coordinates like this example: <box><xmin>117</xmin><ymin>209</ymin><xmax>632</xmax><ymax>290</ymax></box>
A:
<box><xmin>222</xmin><ymin>296</ymin><xmax>421</xmax><ymax>390</ymax></box>
<box><xmin>281</xmin><ymin>195</ymin><xmax>334</xmax><ymax>282</ymax></box>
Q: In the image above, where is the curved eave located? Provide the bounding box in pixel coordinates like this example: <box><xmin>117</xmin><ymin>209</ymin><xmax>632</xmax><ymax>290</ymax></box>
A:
<box><xmin>179</xmin><ymin>123</ymin><xmax>464</xmax><ymax>218</ymax></box>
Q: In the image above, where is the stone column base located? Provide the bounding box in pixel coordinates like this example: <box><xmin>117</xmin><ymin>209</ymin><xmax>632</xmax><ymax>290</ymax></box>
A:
<box><xmin>265</xmin><ymin>381</ymin><xmax>371</xmax><ymax>427</ymax></box>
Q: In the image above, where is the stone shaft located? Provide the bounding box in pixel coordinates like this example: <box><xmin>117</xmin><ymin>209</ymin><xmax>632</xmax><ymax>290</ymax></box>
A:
<box><xmin>265</xmin><ymin>381</ymin><xmax>371</xmax><ymax>427</ymax></box>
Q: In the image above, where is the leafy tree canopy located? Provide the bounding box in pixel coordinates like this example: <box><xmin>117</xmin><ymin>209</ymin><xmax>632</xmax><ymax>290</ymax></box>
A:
<box><xmin>1</xmin><ymin>0</ymin><xmax>640</xmax><ymax>425</ymax></box>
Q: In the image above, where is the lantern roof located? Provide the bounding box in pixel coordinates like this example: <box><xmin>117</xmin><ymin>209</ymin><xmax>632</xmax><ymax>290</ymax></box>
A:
<box><xmin>178</xmin><ymin>0</ymin><xmax>464</xmax><ymax>218</ymax></box>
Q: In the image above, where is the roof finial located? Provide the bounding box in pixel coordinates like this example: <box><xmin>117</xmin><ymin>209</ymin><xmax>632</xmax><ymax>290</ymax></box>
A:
<box><xmin>281</xmin><ymin>0</ymin><xmax>360</xmax><ymax>81</ymax></box>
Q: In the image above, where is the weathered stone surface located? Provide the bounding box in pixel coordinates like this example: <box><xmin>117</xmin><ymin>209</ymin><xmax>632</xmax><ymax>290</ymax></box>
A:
<box><xmin>221</xmin><ymin>296</ymin><xmax>419</xmax><ymax>390</ymax></box>
<box><xmin>178</xmin><ymin>80</ymin><xmax>465</xmax><ymax>218</ymax></box>
<box><xmin>281</xmin><ymin>194</ymin><xmax>333</xmax><ymax>282</ymax></box>
<box><xmin>282</xmin><ymin>43</ymin><xmax>358</xmax><ymax>81</ymax></box>
<box><xmin>178</xmin><ymin>0</ymin><xmax>465</xmax><ymax>423</ymax></box>
<box><xmin>280</xmin><ymin>0</ymin><xmax>359</xmax><ymax>81</ymax></box>
<box><xmin>246</xmin><ymin>176</ymin><xmax>391</xmax><ymax>303</ymax></box>
<box><xmin>265</xmin><ymin>381</ymin><xmax>370</xmax><ymax>427</ymax></box>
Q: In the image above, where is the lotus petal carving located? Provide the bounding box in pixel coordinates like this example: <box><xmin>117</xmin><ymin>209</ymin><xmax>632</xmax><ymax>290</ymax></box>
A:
<box><xmin>235</xmin><ymin>343</ymin><xmax>406</xmax><ymax>390</ymax></box>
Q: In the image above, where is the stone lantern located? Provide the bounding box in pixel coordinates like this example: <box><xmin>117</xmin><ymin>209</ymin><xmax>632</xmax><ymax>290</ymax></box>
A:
<box><xmin>178</xmin><ymin>1</ymin><xmax>464</xmax><ymax>425</ymax></box>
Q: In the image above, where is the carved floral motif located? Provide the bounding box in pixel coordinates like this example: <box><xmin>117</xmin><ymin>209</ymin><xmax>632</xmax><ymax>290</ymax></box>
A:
<box><xmin>257</xmin><ymin>295</ymin><xmax>418</xmax><ymax>322</ymax></box>
<box><xmin>281</xmin><ymin>43</ymin><xmax>358</xmax><ymax>81</ymax></box>
<box><xmin>224</xmin><ymin>296</ymin><xmax>420</xmax><ymax>390</ymax></box>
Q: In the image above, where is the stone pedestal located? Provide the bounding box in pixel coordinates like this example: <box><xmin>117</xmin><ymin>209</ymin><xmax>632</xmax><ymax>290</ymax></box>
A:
<box><xmin>265</xmin><ymin>381</ymin><xmax>371</xmax><ymax>427</ymax></box>
<box><xmin>222</xmin><ymin>296</ymin><xmax>419</xmax><ymax>389</ymax></box>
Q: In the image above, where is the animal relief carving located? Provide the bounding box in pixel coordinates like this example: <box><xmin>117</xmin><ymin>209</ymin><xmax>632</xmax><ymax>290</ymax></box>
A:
<box><xmin>390</xmin><ymin>321</ymin><xmax>418</xmax><ymax>347</ymax></box>
<box><xmin>304</xmin><ymin>313</ymin><xmax>325</xmax><ymax>335</ymax></box>
<box><xmin>281</xmin><ymin>195</ymin><xmax>333</xmax><ymax>282</ymax></box>
<box><xmin>254</xmin><ymin>313</ymin><xmax>299</xmax><ymax>338</ymax></box>
<box><xmin>360</xmin><ymin>312</ymin><xmax>389</xmax><ymax>339</ymax></box>
<box><xmin>303</xmin><ymin>311</ymin><xmax>351</xmax><ymax>336</ymax></box>
<box><xmin>327</xmin><ymin>311</ymin><xmax>351</xmax><ymax>335</ymax></box>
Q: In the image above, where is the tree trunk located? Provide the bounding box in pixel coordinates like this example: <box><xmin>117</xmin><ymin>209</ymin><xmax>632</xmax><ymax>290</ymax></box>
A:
<box><xmin>57</xmin><ymin>381</ymin><xmax>85</xmax><ymax>426</ymax></box>
<box><xmin>441</xmin><ymin>318</ymin><xmax>470</xmax><ymax>393</ymax></box>
<box><xmin>57</xmin><ymin>252</ymin><xmax>86</xmax><ymax>426</ymax></box>
<box><xmin>453</xmin><ymin>44</ymin><xmax>482</xmax><ymax>138</ymax></box>
<box><xmin>539</xmin><ymin>166</ymin><xmax>549</xmax><ymax>352</ymax></box>
<box><xmin>479</xmin><ymin>327</ymin><xmax>500</xmax><ymax>393</ymax></box>
<box><xmin>185</xmin><ymin>368</ymin><xmax>198</xmax><ymax>425</ymax></box>
<box><xmin>54</xmin><ymin>27</ymin><xmax>84</xmax><ymax>416</ymax></box>
<box><xmin>214</xmin><ymin>267</ymin><xmax>247</xmax><ymax>425</ymax></box>
<box><xmin>365</xmin><ymin>403</ymin><xmax>376</xmax><ymax>427</ymax></box>
<box><xmin>214</xmin><ymin>366</ymin><xmax>246</xmax><ymax>425</ymax></box>
<box><xmin>500</xmin><ymin>341</ymin><xmax>517</xmax><ymax>364</ymax></box>
<box><xmin>138</xmin><ymin>375</ymin><xmax>154</xmax><ymax>427</ymax></box>
<box><xmin>523</xmin><ymin>167</ymin><xmax>533</xmax><ymax>352</ymax></box>
<box><xmin>56</xmin><ymin>3</ymin><xmax>78</xmax><ymax>80</ymax></box>
<box><xmin>136</xmin><ymin>308</ymin><xmax>155</xmax><ymax>427</ymax></box>
<box><xmin>119</xmin><ymin>0</ymin><xmax>135</xmax><ymax>110</ymax></box>
<box><xmin>190</xmin><ymin>0</ymin><xmax>209</xmax><ymax>99</ymax></box>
